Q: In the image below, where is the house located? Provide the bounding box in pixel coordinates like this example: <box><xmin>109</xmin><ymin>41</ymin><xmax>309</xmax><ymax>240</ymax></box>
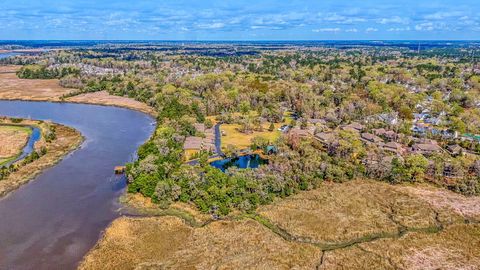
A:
<box><xmin>373</xmin><ymin>128</ymin><xmax>398</xmax><ymax>141</ymax></box>
<box><xmin>384</xmin><ymin>130</ymin><xmax>398</xmax><ymax>141</ymax></box>
<box><xmin>383</xmin><ymin>142</ymin><xmax>405</xmax><ymax>155</ymax></box>
<box><xmin>183</xmin><ymin>136</ymin><xmax>203</xmax><ymax>160</ymax></box>
<box><xmin>447</xmin><ymin>144</ymin><xmax>464</xmax><ymax>156</ymax></box>
<box><xmin>308</xmin><ymin>118</ymin><xmax>327</xmax><ymax>125</ymax></box>
<box><xmin>289</xmin><ymin>127</ymin><xmax>311</xmax><ymax>138</ymax></box>
<box><xmin>193</xmin><ymin>123</ymin><xmax>206</xmax><ymax>133</ymax></box>
<box><xmin>183</xmin><ymin>135</ymin><xmax>217</xmax><ymax>161</ymax></box>
<box><xmin>314</xmin><ymin>132</ymin><xmax>336</xmax><ymax>145</ymax></box>
<box><xmin>412</xmin><ymin>143</ymin><xmax>442</xmax><ymax>155</ymax></box>
<box><xmin>373</xmin><ymin>128</ymin><xmax>387</xmax><ymax>137</ymax></box>
<box><xmin>342</xmin><ymin>122</ymin><xmax>365</xmax><ymax>133</ymax></box>
<box><xmin>361</xmin><ymin>133</ymin><xmax>384</xmax><ymax>144</ymax></box>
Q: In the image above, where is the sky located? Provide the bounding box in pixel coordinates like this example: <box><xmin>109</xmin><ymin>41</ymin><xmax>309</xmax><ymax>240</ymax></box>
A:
<box><xmin>0</xmin><ymin>0</ymin><xmax>479</xmax><ymax>40</ymax></box>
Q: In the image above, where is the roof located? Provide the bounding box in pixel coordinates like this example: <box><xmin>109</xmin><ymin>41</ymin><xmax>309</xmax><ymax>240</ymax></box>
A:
<box><xmin>413</xmin><ymin>143</ymin><xmax>442</xmax><ymax>152</ymax></box>
<box><xmin>361</xmin><ymin>133</ymin><xmax>383</xmax><ymax>143</ymax></box>
<box><xmin>384</xmin><ymin>130</ymin><xmax>397</xmax><ymax>137</ymax></box>
<box><xmin>349</xmin><ymin>122</ymin><xmax>365</xmax><ymax>130</ymax></box>
<box><xmin>447</xmin><ymin>144</ymin><xmax>463</xmax><ymax>153</ymax></box>
<box><xmin>289</xmin><ymin>128</ymin><xmax>310</xmax><ymax>137</ymax></box>
<box><xmin>193</xmin><ymin>123</ymin><xmax>206</xmax><ymax>133</ymax></box>
<box><xmin>183</xmin><ymin>136</ymin><xmax>203</xmax><ymax>150</ymax></box>
<box><xmin>315</xmin><ymin>132</ymin><xmax>335</xmax><ymax>142</ymax></box>
<box><xmin>343</xmin><ymin>122</ymin><xmax>364</xmax><ymax>132</ymax></box>
<box><xmin>373</xmin><ymin>128</ymin><xmax>387</xmax><ymax>136</ymax></box>
<box><xmin>308</xmin><ymin>118</ymin><xmax>326</xmax><ymax>124</ymax></box>
<box><xmin>384</xmin><ymin>142</ymin><xmax>403</xmax><ymax>150</ymax></box>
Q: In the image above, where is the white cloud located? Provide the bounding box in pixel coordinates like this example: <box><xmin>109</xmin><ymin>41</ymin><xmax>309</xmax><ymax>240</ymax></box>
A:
<box><xmin>321</xmin><ymin>13</ymin><xmax>365</xmax><ymax>24</ymax></box>
<box><xmin>312</xmin><ymin>28</ymin><xmax>341</xmax><ymax>32</ymax></box>
<box><xmin>387</xmin><ymin>27</ymin><xmax>411</xmax><ymax>32</ymax></box>
<box><xmin>415</xmin><ymin>22</ymin><xmax>434</xmax><ymax>31</ymax></box>
<box><xmin>196</xmin><ymin>22</ymin><xmax>225</xmax><ymax>29</ymax></box>
<box><xmin>251</xmin><ymin>25</ymin><xmax>283</xmax><ymax>30</ymax></box>
<box><xmin>365</xmin><ymin>27</ymin><xmax>378</xmax><ymax>32</ymax></box>
<box><xmin>378</xmin><ymin>16</ymin><xmax>409</xmax><ymax>25</ymax></box>
<box><xmin>424</xmin><ymin>11</ymin><xmax>464</xmax><ymax>20</ymax></box>
<box><xmin>345</xmin><ymin>28</ymin><xmax>358</xmax><ymax>32</ymax></box>
<box><xmin>414</xmin><ymin>22</ymin><xmax>449</xmax><ymax>31</ymax></box>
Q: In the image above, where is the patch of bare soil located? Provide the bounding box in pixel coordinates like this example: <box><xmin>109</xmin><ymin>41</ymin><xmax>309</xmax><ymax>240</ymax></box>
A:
<box><xmin>79</xmin><ymin>216</ymin><xmax>322</xmax><ymax>270</ymax></box>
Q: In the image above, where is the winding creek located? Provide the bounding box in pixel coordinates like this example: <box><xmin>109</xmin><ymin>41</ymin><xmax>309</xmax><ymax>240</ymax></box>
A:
<box><xmin>0</xmin><ymin>101</ymin><xmax>155</xmax><ymax>269</ymax></box>
<box><xmin>2</xmin><ymin>126</ymin><xmax>41</xmax><ymax>168</ymax></box>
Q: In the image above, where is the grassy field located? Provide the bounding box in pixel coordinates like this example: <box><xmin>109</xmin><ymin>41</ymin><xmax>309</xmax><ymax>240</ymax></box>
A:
<box><xmin>0</xmin><ymin>125</ymin><xmax>32</xmax><ymax>166</ymax></box>
<box><xmin>0</xmin><ymin>66</ymin><xmax>156</xmax><ymax>116</ymax></box>
<box><xmin>80</xmin><ymin>179</ymin><xmax>480</xmax><ymax>269</ymax></box>
<box><xmin>80</xmin><ymin>216</ymin><xmax>322</xmax><ymax>270</ymax></box>
<box><xmin>220</xmin><ymin>122</ymin><xmax>282</xmax><ymax>150</ymax></box>
<box><xmin>0</xmin><ymin>65</ymin><xmax>73</xmax><ymax>101</ymax></box>
<box><xmin>0</xmin><ymin>120</ymin><xmax>83</xmax><ymax>197</ymax></box>
<box><xmin>257</xmin><ymin>180</ymin><xmax>451</xmax><ymax>245</ymax></box>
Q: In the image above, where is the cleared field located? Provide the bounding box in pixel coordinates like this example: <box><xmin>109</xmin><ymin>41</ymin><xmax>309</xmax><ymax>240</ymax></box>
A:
<box><xmin>80</xmin><ymin>216</ymin><xmax>322</xmax><ymax>270</ymax></box>
<box><xmin>221</xmin><ymin>122</ymin><xmax>282</xmax><ymax>150</ymax></box>
<box><xmin>81</xmin><ymin>179</ymin><xmax>480</xmax><ymax>269</ymax></box>
<box><xmin>0</xmin><ymin>125</ymin><xmax>31</xmax><ymax>164</ymax></box>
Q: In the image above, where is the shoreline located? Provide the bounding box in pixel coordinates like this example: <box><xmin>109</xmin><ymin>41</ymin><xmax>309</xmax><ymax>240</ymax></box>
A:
<box><xmin>0</xmin><ymin>97</ymin><xmax>157</xmax><ymax>118</ymax></box>
<box><xmin>0</xmin><ymin>124</ymin><xmax>37</xmax><ymax>167</ymax></box>
<box><xmin>0</xmin><ymin>65</ymin><xmax>157</xmax><ymax>118</ymax></box>
<box><xmin>0</xmin><ymin>119</ymin><xmax>84</xmax><ymax>199</ymax></box>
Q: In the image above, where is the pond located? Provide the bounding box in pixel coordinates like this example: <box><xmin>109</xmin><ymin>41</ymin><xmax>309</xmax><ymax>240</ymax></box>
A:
<box><xmin>210</xmin><ymin>154</ymin><xmax>268</xmax><ymax>172</ymax></box>
<box><xmin>0</xmin><ymin>101</ymin><xmax>155</xmax><ymax>270</ymax></box>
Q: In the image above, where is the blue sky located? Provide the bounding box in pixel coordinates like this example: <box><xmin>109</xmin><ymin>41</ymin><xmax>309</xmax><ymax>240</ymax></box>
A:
<box><xmin>0</xmin><ymin>0</ymin><xmax>479</xmax><ymax>40</ymax></box>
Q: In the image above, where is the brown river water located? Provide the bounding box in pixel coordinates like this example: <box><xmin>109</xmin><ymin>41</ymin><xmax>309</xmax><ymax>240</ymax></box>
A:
<box><xmin>0</xmin><ymin>101</ymin><xmax>155</xmax><ymax>270</ymax></box>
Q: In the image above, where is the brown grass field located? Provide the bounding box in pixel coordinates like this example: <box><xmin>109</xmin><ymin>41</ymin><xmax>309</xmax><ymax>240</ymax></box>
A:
<box><xmin>0</xmin><ymin>119</ymin><xmax>83</xmax><ymax>197</ymax></box>
<box><xmin>0</xmin><ymin>125</ymin><xmax>31</xmax><ymax>162</ymax></box>
<box><xmin>0</xmin><ymin>65</ymin><xmax>156</xmax><ymax>116</ymax></box>
<box><xmin>80</xmin><ymin>179</ymin><xmax>480</xmax><ymax>269</ymax></box>
<box><xmin>79</xmin><ymin>216</ymin><xmax>322</xmax><ymax>270</ymax></box>
<box><xmin>67</xmin><ymin>91</ymin><xmax>156</xmax><ymax>116</ymax></box>
<box><xmin>0</xmin><ymin>65</ymin><xmax>73</xmax><ymax>101</ymax></box>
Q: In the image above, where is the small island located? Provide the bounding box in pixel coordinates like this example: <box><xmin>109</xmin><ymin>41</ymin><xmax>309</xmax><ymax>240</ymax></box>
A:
<box><xmin>0</xmin><ymin>117</ymin><xmax>83</xmax><ymax>197</ymax></box>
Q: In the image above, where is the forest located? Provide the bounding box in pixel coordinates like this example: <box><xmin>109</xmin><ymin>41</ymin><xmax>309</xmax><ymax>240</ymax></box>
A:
<box><xmin>5</xmin><ymin>43</ymin><xmax>480</xmax><ymax>215</ymax></box>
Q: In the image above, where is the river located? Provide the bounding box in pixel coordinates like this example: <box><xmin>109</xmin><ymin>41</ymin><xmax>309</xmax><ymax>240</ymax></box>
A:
<box><xmin>0</xmin><ymin>101</ymin><xmax>155</xmax><ymax>269</ymax></box>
